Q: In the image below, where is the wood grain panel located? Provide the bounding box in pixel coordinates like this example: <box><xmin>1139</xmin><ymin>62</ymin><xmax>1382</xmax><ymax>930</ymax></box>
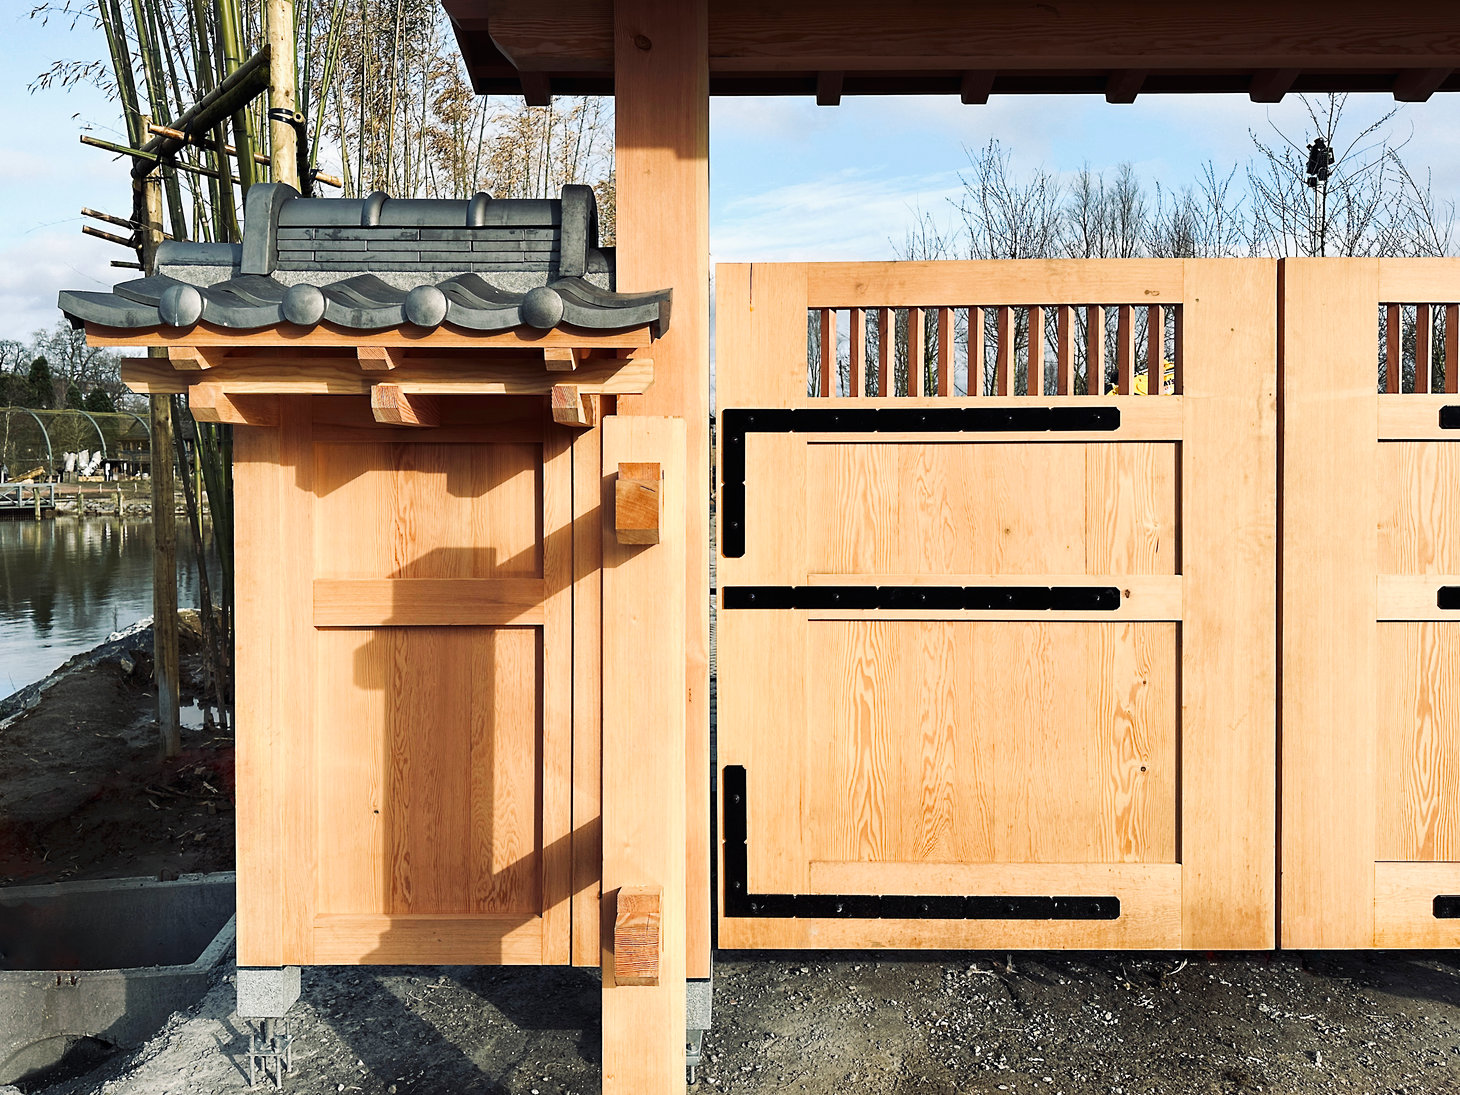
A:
<box><xmin>312</xmin><ymin>578</ymin><xmax>545</xmax><ymax>626</ymax></box>
<box><xmin>570</xmin><ymin>425</ymin><xmax>604</xmax><ymax>966</ymax></box>
<box><xmin>1377</xmin><ymin>622</ymin><xmax>1460</xmax><ymax>860</ymax></box>
<box><xmin>802</xmin><ymin>260</ymin><xmax>1184</xmax><ymax>307</ymax></box>
<box><xmin>312</xmin><ymin>913</ymin><xmax>543</xmax><ymax>964</ymax></box>
<box><xmin>1378</xmin><ymin>441</ymin><xmax>1460</xmax><ymax>573</ymax></box>
<box><xmin>1373</xmin><ymin>863</ymin><xmax>1460</xmax><ymax>948</ymax></box>
<box><xmin>1181</xmin><ymin>259</ymin><xmax>1276</xmax><ymax>949</ymax></box>
<box><xmin>1281</xmin><ymin>258</ymin><xmax>1376</xmax><ymax>948</ymax></box>
<box><xmin>1380</xmin><ymin>395</ymin><xmax>1460</xmax><ymax>440</ymax></box>
<box><xmin>802</xmin><ymin>621</ymin><xmax>1177</xmax><ymax>872</ymax></box>
<box><xmin>1378</xmin><ymin>575</ymin><xmax>1460</xmax><ymax>620</ymax></box>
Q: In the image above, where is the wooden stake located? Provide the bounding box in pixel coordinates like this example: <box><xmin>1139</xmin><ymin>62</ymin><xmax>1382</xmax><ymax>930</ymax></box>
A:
<box><xmin>266</xmin><ymin>0</ymin><xmax>300</xmax><ymax>190</ymax></box>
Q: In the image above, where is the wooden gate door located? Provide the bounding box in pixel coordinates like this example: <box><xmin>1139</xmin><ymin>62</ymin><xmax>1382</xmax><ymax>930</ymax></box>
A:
<box><xmin>234</xmin><ymin>395</ymin><xmax>575</xmax><ymax>968</ymax></box>
<box><xmin>716</xmin><ymin>260</ymin><xmax>1276</xmax><ymax>950</ymax></box>
<box><xmin>1283</xmin><ymin>258</ymin><xmax>1460</xmax><ymax>948</ymax></box>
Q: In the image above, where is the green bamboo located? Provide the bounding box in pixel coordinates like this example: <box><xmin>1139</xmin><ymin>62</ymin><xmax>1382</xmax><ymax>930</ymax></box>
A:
<box><xmin>216</xmin><ymin>0</ymin><xmax>261</xmax><ymax>192</ymax></box>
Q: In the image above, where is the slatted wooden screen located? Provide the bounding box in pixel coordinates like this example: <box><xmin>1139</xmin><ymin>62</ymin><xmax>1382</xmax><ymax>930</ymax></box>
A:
<box><xmin>717</xmin><ymin>260</ymin><xmax>1275</xmax><ymax>950</ymax></box>
<box><xmin>1283</xmin><ymin>258</ymin><xmax>1460</xmax><ymax>947</ymax></box>
<box><xmin>235</xmin><ymin>395</ymin><xmax>587</xmax><ymax>967</ymax></box>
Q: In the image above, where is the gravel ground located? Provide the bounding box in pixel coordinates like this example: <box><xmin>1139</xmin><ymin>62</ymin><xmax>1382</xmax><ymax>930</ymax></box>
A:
<box><xmin>19</xmin><ymin>947</ymin><xmax>1460</xmax><ymax>1094</ymax></box>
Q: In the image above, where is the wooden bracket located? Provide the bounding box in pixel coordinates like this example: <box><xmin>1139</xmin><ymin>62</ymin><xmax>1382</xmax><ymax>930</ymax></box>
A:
<box><xmin>544</xmin><ymin>347</ymin><xmax>581</xmax><ymax>372</ymax></box>
<box><xmin>370</xmin><ymin>383</ymin><xmax>439</xmax><ymax>427</ymax></box>
<box><xmin>615</xmin><ymin>462</ymin><xmax>662</xmax><ymax>545</ymax></box>
<box><xmin>168</xmin><ymin>346</ymin><xmax>225</xmax><ymax>371</ymax></box>
<box><xmin>551</xmin><ymin>383</ymin><xmax>602</xmax><ymax>429</ymax></box>
<box><xmin>358</xmin><ymin>345</ymin><xmax>406</xmax><ymax>371</ymax></box>
<box><xmin>187</xmin><ymin>383</ymin><xmax>279</xmax><ymax>426</ymax></box>
<box><xmin>612</xmin><ymin>886</ymin><xmax>662</xmax><ymax>987</ymax></box>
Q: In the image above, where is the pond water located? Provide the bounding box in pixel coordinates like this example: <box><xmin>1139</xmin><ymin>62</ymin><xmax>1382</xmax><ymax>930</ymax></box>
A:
<box><xmin>0</xmin><ymin>516</ymin><xmax>215</xmax><ymax>700</ymax></box>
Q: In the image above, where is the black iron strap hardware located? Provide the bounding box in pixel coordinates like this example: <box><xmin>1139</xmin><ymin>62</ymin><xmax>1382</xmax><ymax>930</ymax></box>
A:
<box><xmin>723</xmin><ymin>585</ymin><xmax>1122</xmax><ymax>612</ymax></box>
<box><xmin>1439</xmin><ymin>587</ymin><xmax>1460</xmax><ymax>611</ymax></box>
<box><xmin>1440</xmin><ymin>406</ymin><xmax>1460</xmax><ymax>429</ymax></box>
<box><xmin>722</xmin><ymin>765</ymin><xmax>1121</xmax><ymax>922</ymax></box>
<box><xmin>719</xmin><ymin>405</ymin><xmax>1121</xmax><ymax>559</ymax></box>
<box><xmin>1434</xmin><ymin>895</ymin><xmax>1460</xmax><ymax>918</ymax></box>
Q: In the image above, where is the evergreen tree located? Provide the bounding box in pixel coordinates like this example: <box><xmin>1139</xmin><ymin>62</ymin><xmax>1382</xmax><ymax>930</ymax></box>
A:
<box><xmin>26</xmin><ymin>357</ymin><xmax>53</xmax><ymax>409</ymax></box>
<box><xmin>83</xmin><ymin>388</ymin><xmax>116</xmax><ymax>413</ymax></box>
<box><xmin>65</xmin><ymin>384</ymin><xmax>85</xmax><ymax>410</ymax></box>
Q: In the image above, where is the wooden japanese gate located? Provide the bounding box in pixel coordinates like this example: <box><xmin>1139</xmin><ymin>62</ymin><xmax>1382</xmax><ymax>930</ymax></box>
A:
<box><xmin>716</xmin><ymin>260</ymin><xmax>1277</xmax><ymax>950</ymax></box>
<box><xmin>1283</xmin><ymin>258</ymin><xmax>1460</xmax><ymax>948</ymax></box>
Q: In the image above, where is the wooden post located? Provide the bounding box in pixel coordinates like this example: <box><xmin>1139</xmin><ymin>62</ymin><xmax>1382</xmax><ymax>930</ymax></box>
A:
<box><xmin>613</xmin><ymin>0</ymin><xmax>713</xmax><ymax>991</ymax></box>
<box><xmin>266</xmin><ymin>0</ymin><xmax>300</xmax><ymax>190</ymax></box>
<box><xmin>601</xmin><ymin>415</ymin><xmax>686</xmax><ymax>1093</ymax></box>
<box><xmin>139</xmin><ymin>142</ymin><xmax>181</xmax><ymax>757</ymax></box>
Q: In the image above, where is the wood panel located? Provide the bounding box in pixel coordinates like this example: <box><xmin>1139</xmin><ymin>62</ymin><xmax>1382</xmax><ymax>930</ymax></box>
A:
<box><xmin>312</xmin><ymin>578</ymin><xmax>546</xmax><ymax>626</ymax></box>
<box><xmin>1379</xmin><ymin>441</ymin><xmax>1460</xmax><ymax>572</ymax></box>
<box><xmin>804</xmin><ymin>443</ymin><xmax>1177</xmax><ymax>577</ymax></box>
<box><xmin>600</xmin><ymin>414</ymin><xmax>687</xmax><ymax>1094</ymax></box>
<box><xmin>311</xmin><ymin>914</ymin><xmax>543</xmax><ymax>964</ymax></box>
<box><xmin>1377</xmin><ymin>622</ymin><xmax>1460</xmax><ymax>860</ymax></box>
<box><xmin>1280</xmin><ymin>258</ymin><xmax>1380</xmax><ymax>948</ymax></box>
<box><xmin>1373</xmin><ymin>863</ymin><xmax>1460</xmax><ymax>948</ymax></box>
<box><xmin>570</xmin><ymin>424</ymin><xmax>604</xmax><ymax>966</ymax></box>
<box><xmin>802</xmin><ymin>260</ymin><xmax>1184</xmax><ymax>308</ymax></box>
<box><xmin>614</xmin><ymin>0</ymin><xmax>712</xmax><ymax>985</ymax></box>
<box><xmin>799</xmin><ymin>621</ymin><xmax>1177</xmax><ymax>872</ymax></box>
<box><xmin>1179</xmin><ymin>259</ymin><xmax>1276</xmax><ymax>949</ymax></box>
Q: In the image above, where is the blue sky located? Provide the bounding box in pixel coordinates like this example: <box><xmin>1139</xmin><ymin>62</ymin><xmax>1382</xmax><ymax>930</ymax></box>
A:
<box><xmin>6</xmin><ymin>6</ymin><xmax>1460</xmax><ymax>337</ymax></box>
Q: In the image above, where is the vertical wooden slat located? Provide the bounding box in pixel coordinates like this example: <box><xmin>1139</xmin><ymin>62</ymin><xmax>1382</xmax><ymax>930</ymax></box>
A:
<box><xmin>602</xmin><ymin>415</ymin><xmax>687</xmax><ymax>1093</ymax></box>
<box><xmin>1415</xmin><ymin>304</ymin><xmax>1432</xmax><ymax>394</ymax></box>
<box><xmin>1447</xmin><ymin>304</ymin><xmax>1459</xmax><ymax>394</ymax></box>
<box><xmin>995</xmin><ymin>305</ymin><xmax>1014</xmax><ymax>395</ymax></box>
<box><xmin>542</xmin><ymin>409</ymin><xmax>574</xmax><ymax>964</ymax></box>
<box><xmin>1147</xmin><ymin>305</ymin><xmax>1164</xmax><ymax>394</ymax></box>
<box><xmin>613</xmin><ymin>0</ymin><xmax>710</xmax><ymax>988</ymax></box>
<box><xmin>1281</xmin><ymin>257</ymin><xmax>1379</xmax><ymax>948</ymax></box>
<box><xmin>1172</xmin><ymin>305</ymin><xmax>1184</xmax><ymax>394</ymax></box>
<box><xmin>1027</xmin><ymin>305</ymin><xmax>1044</xmax><ymax>396</ymax></box>
<box><xmin>968</xmin><ymin>306</ymin><xmax>985</xmax><ymax>396</ymax></box>
<box><xmin>877</xmin><ymin>306</ymin><xmax>891</xmax><ymax>397</ymax></box>
<box><xmin>1116</xmin><ymin>304</ymin><xmax>1135</xmax><ymax>394</ymax></box>
<box><xmin>936</xmin><ymin>306</ymin><xmax>952</xmax><ymax>396</ymax></box>
<box><xmin>1184</xmin><ymin>258</ymin><xmax>1277</xmax><ymax>949</ymax></box>
<box><xmin>571</xmin><ymin>423</ymin><xmax>603</xmax><ymax>966</ymax></box>
<box><xmin>849</xmin><ymin>307</ymin><xmax>866</xmax><ymax>397</ymax></box>
<box><xmin>1086</xmin><ymin>305</ymin><xmax>1107</xmax><ymax>395</ymax></box>
<box><xmin>1386</xmin><ymin>303</ymin><xmax>1402</xmax><ymax>393</ymax></box>
<box><xmin>907</xmin><ymin>306</ymin><xmax>925</xmax><ymax>397</ymax></box>
<box><xmin>1056</xmin><ymin>304</ymin><xmax>1075</xmax><ymax>395</ymax></box>
<box><xmin>819</xmin><ymin>307</ymin><xmax>834</xmax><ymax>397</ymax></box>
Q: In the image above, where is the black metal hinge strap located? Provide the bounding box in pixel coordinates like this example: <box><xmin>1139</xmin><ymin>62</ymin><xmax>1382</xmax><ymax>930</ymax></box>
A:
<box><xmin>1439</xmin><ymin>587</ymin><xmax>1460</xmax><ymax>611</ymax></box>
<box><xmin>722</xmin><ymin>764</ymin><xmax>1120</xmax><ymax>922</ymax></box>
<box><xmin>719</xmin><ymin>404</ymin><xmax>1121</xmax><ymax>560</ymax></box>
<box><xmin>1433</xmin><ymin>895</ymin><xmax>1460</xmax><ymax>918</ymax></box>
<box><xmin>1440</xmin><ymin>406</ymin><xmax>1460</xmax><ymax>429</ymax></box>
<box><xmin>722</xmin><ymin>585</ymin><xmax>1122</xmax><ymax>612</ymax></box>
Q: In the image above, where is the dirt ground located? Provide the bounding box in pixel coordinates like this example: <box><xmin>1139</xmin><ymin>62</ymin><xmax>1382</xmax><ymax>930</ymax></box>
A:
<box><xmin>0</xmin><ymin>616</ymin><xmax>233</xmax><ymax>889</ymax></box>
<box><xmin>7</xmin><ymin>636</ymin><xmax>1460</xmax><ymax>1094</ymax></box>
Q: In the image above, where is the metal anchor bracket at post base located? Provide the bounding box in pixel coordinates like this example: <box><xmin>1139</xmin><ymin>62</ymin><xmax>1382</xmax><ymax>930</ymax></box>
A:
<box><xmin>601</xmin><ymin>415</ymin><xmax>687</xmax><ymax>1093</ymax></box>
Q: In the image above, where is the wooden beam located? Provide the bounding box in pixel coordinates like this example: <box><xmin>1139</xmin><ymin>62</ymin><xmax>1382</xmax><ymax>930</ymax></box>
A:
<box><xmin>1393</xmin><ymin>67</ymin><xmax>1453</xmax><ymax>102</ymax></box>
<box><xmin>960</xmin><ymin>69</ymin><xmax>995</xmax><ymax>104</ymax></box>
<box><xmin>551</xmin><ymin>382</ymin><xmax>602</xmax><ymax>428</ymax></box>
<box><xmin>615</xmin><ymin>461</ymin><xmax>662</xmax><ymax>544</ymax></box>
<box><xmin>188</xmin><ymin>382</ymin><xmax>280</xmax><ymax>425</ymax></box>
<box><xmin>120</xmin><ymin>354</ymin><xmax>653</xmax><ymax>397</ymax></box>
<box><xmin>370</xmin><ymin>383</ymin><xmax>439</xmax><ymax>426</ymax></box>
<box><xmin>1105</xmin><ymin>68</ymin><xmax>1147</xmax><ymax>103</ymax></box>
<box><xmin>168</xmin><ymin>345</ymin><xmax>225</xmax><ymax>371</ymax></box>
<box><xmin>815</xmin><ymin>70</ymin><xmax>843</xmax><ymax>105</ymax></box>
<box><xmin>615</xmin><ymin>0</ymin><xmax>712</xmax><ymax>988</ymax></box>
<box><xmin>471</xmin><ymin>1</ymin><xmax>1460</xmax><ymax>94</ymax></box>
<box><xmin>601</xmin><ymin>415</ymin><xmax>686</xmax><ymax>1094</ymax></box>
<box><xmin>613</xmin><ymin>886</ymin><xmax>662</xmax><ymax>986</ymax></box>
<box><xmin>520</xmin><ymin>70</ymin><xmax>553</xmax><ymax>105</ymax></box>
<box><xmin>357</xmin><ymin>345</ymin><xmax>406</xmax><ymax>371</ymax></box>
<box><xmin>1249</xmin><ymin>67</ymin><xmax>1299</xmax><ymax>102</ymax></box>
<box><xmin>544</xmin><ymin>346</ymin><xmax>581</xmax><ymax>371</ymax></box>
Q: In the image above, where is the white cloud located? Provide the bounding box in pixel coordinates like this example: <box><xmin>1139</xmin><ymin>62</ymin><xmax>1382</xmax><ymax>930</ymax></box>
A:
<box><xmin>713</xmin><ymin>167</ymin><xmax>963</xmax><ymax>262</ymax></box>
<box><xmin>0</xmin><ymin>229</ymin><xmax>118</xmax><ymax>339</ymax></box>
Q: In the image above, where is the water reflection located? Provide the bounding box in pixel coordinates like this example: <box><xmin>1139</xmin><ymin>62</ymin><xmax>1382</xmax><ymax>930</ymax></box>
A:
<box><xmin>0</xmin><ymin>517</ymin><xmax>216</xmax><ymax>699</ymax></box>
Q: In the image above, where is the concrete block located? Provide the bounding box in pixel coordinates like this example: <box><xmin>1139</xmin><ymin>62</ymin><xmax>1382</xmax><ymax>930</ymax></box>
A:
<box><xmin>235</xmin><ymin>966</ymin><xmax>302</xmax><ymax>1019</ymax></box>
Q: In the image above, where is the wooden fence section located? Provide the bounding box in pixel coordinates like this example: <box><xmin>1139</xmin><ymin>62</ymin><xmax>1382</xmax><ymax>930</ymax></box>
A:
<box><xmin>717</xmin><ymin>260</ymin><xmax>1276</xmax><ymax>951</ymax></box>
<box><xmin>1283</xmin><ymin>257</ymin><xmax>1460</xmax><ymax>948</ymax></box>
